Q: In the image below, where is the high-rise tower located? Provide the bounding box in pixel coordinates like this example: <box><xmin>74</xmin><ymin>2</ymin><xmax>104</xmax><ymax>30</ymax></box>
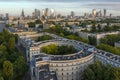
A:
<box><xmin>21</xmin><ymin>9</ymin><xmax>25</xmax><ymax>18</ymax></box>
<box><xmin>104</xmin><ymin>9</ymin><xmax>107</xmax><ymax>17</ymax></box>
<box><xmin>50</xmin><ymin>9</ymin><xmax>55</xmax><ymax>18</ymax></box>
<box><xmin>71</xmin><ymin>11</ymin><xmax>75</xmax><ymax>18</ymax></box>
<box><xmin>45</xmin><ymin>8</ymin><xmax>49</xmax><ymax>17</ymax></box>
<box><xmin>92</xmin><ymin>9</ymin><xmax>96</xmax><ymax>17</ymax></box>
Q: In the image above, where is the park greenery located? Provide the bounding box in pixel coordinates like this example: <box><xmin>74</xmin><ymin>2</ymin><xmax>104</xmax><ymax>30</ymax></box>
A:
<box><xmin>44</xmin><ymin>24</ymin><xmax>89</xmax><ymax>43</ymax></box>
<box><xmin>98</xmin><ymin>34</ymin><xmax>120</xmax><ymax>55</ymax></box>
<box><xmin>36</xmin><ymin>35</ymin><xmax>52</xmax><ymax>42</ymax></box>
<box><xmin>5</xmin><ymin>24</ymin><xmax>12</xmax><ymax>28</ymax></box>
<box><xmin>100</xmin><ymin>18</ymin><xmax>120</xmax><ymax>23</ymax></box>
<box><xmin>88</xmin><ymin>36</ymin><xmax>97</xmax><ymax>46</ymax></box>
<box><xmin>100</xmin><ymin>34</ymin><xmax>120</xmax><ymax>46</ymax></box>
<box><xmin>83</xmin><ymin>61</ymin><xmax>120</xmax><ymax>80</ymax></box>
<box><xmin>27</xmin><ymin>19</ymin><xmax>43</xmax><ymax>28</ymax></box>
<box><xmin>42</xmin><ymin>44</ymin><xmax>77</xmax><ymax>55</ymax></box>
<box><xmin>0</xmin><ymin>30</ymin><xmax>28</xmax><ymax>80</ymax></box>
<box><xmin>90</xmin><ymin>25</ymin><xmax>120</xmax><ymax>33</ymax></box>
<box><xmin>97</xmin><ymin>44</ymin><xmax>120</xmax><ymax>55</ymax></box>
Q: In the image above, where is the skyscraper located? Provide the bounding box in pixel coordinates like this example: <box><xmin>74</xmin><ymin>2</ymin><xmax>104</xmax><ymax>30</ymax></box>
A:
<box><xmin>42</xmin><ymin>9</ymin><xmax>45</xmax><ymax>17</ymax></box>
<box><xmin>35</xmin><ymin>9</ymin><xmax>40</xmax><ymax>18</ymax></box>
<box><xmin>104</xmin><ymin>9</ymin><xmax>107</xmax><ymax>17</ymax></box>
<box><xmin>50</xmin><ymin>9</ymin><xmax>55</xmax><ymax>18</ymax></box>
<box><xmin>92</xmin><ymin>9</ymin><xmax>96</xmax><ymax>17</ymax></box>
<box><xmin>45</xmin><ymin>8</ymin><xmax>49</xmax><ymax>17</ymax></box>
<box><xmin>21</xmin><ymin>9</ymin><xmax>25</xmax><ymax>18</ymax></box>
<box><xmin>71</xmin><ymin>11</ymin><xmax>75</xmax><ymax>18</ymax></box>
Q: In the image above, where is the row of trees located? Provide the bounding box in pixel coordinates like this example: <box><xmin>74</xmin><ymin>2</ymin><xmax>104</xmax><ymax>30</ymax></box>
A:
<box><xmin>0</xmin><ymin>30</ymin><xmax>28</xmax><ymax>80</ymax></box>
<box><xmin>83</xmin><ymin>61</ymin><xmax>120</xmax><ymax>80</ymax></box>
<box><xmin>44</xmin><ymin>24</ymin><xmax>89</xmax><ymax>43</ymax></box>
<box><xmin>90</xmin><ymin>24</ymin><xmax>120</xmax><ymax>33</ymax></box>
<box><xmin>100</xmin><ymin>34</ymin><xmax>120</xmax><ymax>46</ymax></box>
<box><xmin>97</xmin><ymin>44</ymin><xmax>120</xmax><ymax>55</ymax></box>
<box><xmin>36</xmin><ymin>35</ymin><xmax>52</xmax><ymax>42</ymax></box>
<box><xmin>42</xmin><ymin>44</ymin><xmax>77</xmax><ymax>55</ymax></box>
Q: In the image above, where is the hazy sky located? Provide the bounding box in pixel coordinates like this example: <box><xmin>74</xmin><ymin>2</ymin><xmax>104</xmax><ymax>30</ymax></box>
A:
<box><xmin>0</xmin><ymin>0</ymin><xmax>120</xmax><ymax>16</ymax></box>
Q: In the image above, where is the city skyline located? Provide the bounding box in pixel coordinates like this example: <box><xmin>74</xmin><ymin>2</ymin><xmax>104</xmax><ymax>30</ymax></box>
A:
<box><xmin>0</xmin><ymin>0</ymin><xmax>120</xmax><ymax>16</ymax></box>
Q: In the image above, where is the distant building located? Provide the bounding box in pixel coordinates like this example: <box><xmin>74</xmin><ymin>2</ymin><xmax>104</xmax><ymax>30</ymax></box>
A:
<box><xmin>21</xmin><ymin>9</ymin><xmax>25</xmax><ymax>18</ymax></box>
<box><xmin>42</xmin><ymin>9</ymin><xmax>45</xmax><ymax>16</ymax></box>
<box><xmin>45</xmin><ymin>8</ymin><xmax>49</xmax><ymax>17</ymax></box>
<box><xmin>104</xmin><ymin>9</ymin><xmax>107</xmax><ymax>17</ymax></box>
<box><xmin>92</xmin><ymin>9</ymin><xmax>96</xmax><ymax>17</ymax></box>
<box><xmin>35</xmin><ymin>9</ymin><xmax>40</xmax><ymax>18</ymax></box>
<box><xmin>5</xmin><ymin>13</ymin><xmax>9</xmax><ymax>20</ymax></box>
<box><xmin>32</xmin><ymin>12</ymin><xmax>35</xmax><ymax>18</ymax></box>
<box><xmin>71</xmin><ymin>11</ymin><xmax>75</xmax><ymax>18</ymax></box>
<box><xmin>50</xmin><ymin>9</ymin><xmax>55</xmax><ymax>18</ymax></box>
<box><xmin>115</xmin><ymin>41</ymin><xmax>120</xmax><ymax>47</ymax></box>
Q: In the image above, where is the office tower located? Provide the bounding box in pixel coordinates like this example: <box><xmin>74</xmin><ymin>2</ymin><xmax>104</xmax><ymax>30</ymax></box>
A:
<box><xmin>84</xmin><ymin>13</ymin><xmax>89</xmax><ymax>18</ymax></box>
<box><xmin>96</xmin><ymin>11</ymin><xmax>101</xmax><ymax>17</ymax></box>
<box><xmin>99</xmin><ymin>10</ymin><xmax>102</xmax><ymax>17</ymax></box>
<box><xmin>50</xmin><ymin>9</ymin><xmax>55</xmax><ymax>18</ymax></box>
<box><xmin>21</xmin><ymin>9</ymin><xmax>25</xmax><ymax>18</ymax></box>
<box><xmin>45</xmin><ymin>8</ymin><xmax>49</xmax><ymax>17</ymax></box>
<box><xmin>6</xmin><ymin>13</ymin><xmax>9</xmax><ymax>20</ymax></box>
<box><xmin>42</xmin><ymin>9</ymin><xmax>45</xmax><ymax>16</ymax></box>
<box><xmin>104</xmin><ymin>9</ymin><xmax>106</xmax><ymax>17</ymax></box>
<box><xmin>71</xmin><ymin>11</ymin><xmax>75</xmax><ymax>18</ymax></box>
<box><xmin>35</xmin><ymin>9</ymin><xmax>40</xmax><ymax>18</ymax></box>
<box><xmin>92</xmin><ymin>9</ymin><xmax>96</xmax><ymax>17</ymax></box>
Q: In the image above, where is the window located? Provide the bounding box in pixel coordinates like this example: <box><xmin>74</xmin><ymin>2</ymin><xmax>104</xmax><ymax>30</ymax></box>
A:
<box><xmin>67</xmin><ymin>73</ymin><xmax>69</xmax><ymax>75</ymax></box>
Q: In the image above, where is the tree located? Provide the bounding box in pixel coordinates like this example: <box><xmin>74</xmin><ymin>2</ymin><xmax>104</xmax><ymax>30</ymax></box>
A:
<box><xmin>88</xmin><ymin>36</ymin><xmax>97</xmax><ymax>46</ymax></box>
<box><xmin>100</xmin><ymin>34</ymin><xmax>120</xmax><ymax>46</ymax></box>
<box><xmin>35</xmin><ymin>19</ymin><xmax>42</xmax><ymax>24</ymax></box>
<box><xmin>82</xmin><ymin>61</ymin><xmax>120</xmax><ymax>80</ymax></box>
<box><xmin>113</xmin><ymin>68</ymin><xmax>120</xmax><ymax>80</ymax></box>
<box><xmin>97</xmin><ymin>44</ymin><xmax>120</xmax><ymax>55</ymax></box>
<box><xmin>0</xmin><ymin>45</ymin><xmax>7</xmax><ymax>55</ymax></box>
<box><xmin>91</xmin><ymin>24</ymin><xmax>97</xmax><ymax>32</ymax></box>
<box><xmin>14</xmin><ymin>56</ymin><xmax>28</xmax><ymax>80</ymax></box>
<box><xmin>3</xmin><ymin>61</ymin><xmax>13</xmax><ymax>80</ymax></box>
<box><xmin>28</xmin><ymin>22</ymin><xmax>35</xmax><ymax>28</ymax></box>
<box><xmin>5</xmin><ymin>24</ymin><xmax>11</xmax><ymax>28</ymax></box>
<box><xmin>8</xmin><ymin>36</ymin><xmax>15</xmax><ymax>51</ymax></box>
<box><xmin>0</xmin><ymin>72</ymin><xmax>4</xmax><ymax>80</ymax></box>
<box><xmin>37</xmin><ymin>35</ymin><xmax>52</xmax><ymax>41</ymax></box>
<box><xmin>0</xmin><ymin>77</ymin><xmax>4</xmax><ymax>80</ymax></box>
<box><xmin>42</xmin><ymin>44</ymin><xmax>77</xmax><ymax>55</ymax></box>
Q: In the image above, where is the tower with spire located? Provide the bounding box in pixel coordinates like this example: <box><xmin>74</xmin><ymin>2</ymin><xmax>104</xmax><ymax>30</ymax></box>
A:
<box><xmin>21</xmin><ymin>9</ymin><xmax>25</xmax><ymax>18</ymax></box>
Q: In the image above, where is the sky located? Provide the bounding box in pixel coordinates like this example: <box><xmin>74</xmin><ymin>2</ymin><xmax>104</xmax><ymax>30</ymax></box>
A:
<box><xmin>0</xmin><ymin>0</ymin><xmax>120</xmax><ymax>16</ymax></box>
